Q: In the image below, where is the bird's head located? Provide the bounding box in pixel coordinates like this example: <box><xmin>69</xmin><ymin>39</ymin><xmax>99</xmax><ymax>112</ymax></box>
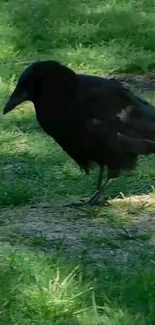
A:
<box><xmin>3</xmin><ymin>60</ymin><xmax>77</xmax><ymax>115</ymax></box>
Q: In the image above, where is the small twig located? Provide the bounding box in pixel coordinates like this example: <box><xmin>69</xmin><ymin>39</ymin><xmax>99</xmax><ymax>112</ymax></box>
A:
<box><xmin>121</xmin><ymin>226</ymin><xmax>133</xmax><ymax>238</ymax></box>
<box><xmin>119</xmin><ymin>192</ymin><xmax>126</xmax><ymax>199</ymax></box>
<box><xmin>120</xmin><ymin>226</ymin><xmax>141</xmax><ymax>240</ymax></box>
<box><xmin>29</xmin><ymin>204</ymin><xmax>53</xmax><ymax>209</ymax></box>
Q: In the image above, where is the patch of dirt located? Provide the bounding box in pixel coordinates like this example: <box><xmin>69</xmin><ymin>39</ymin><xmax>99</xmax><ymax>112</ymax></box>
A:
<box><xmin>1</xmin><ymin>195</ymin><xmax>155</xmax><ymax>268</ymax></box>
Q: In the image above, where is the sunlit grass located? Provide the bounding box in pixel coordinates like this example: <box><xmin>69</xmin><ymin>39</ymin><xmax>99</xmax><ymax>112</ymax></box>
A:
<box><xmin>1</xmin><ymin>243</ymin><xmax>155</xmax><ymax>325</ymax></box>
<box><xmin>1</xmin><ymin>0</ymin><xmax>155</xmax><ymax>75</ymax></box>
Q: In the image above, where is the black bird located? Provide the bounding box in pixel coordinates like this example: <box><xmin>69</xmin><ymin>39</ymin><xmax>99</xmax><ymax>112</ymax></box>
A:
<box><xmin>3</xmin><ymin>60</ymin><xmax>155</xmax><ymax>207</ymax></box>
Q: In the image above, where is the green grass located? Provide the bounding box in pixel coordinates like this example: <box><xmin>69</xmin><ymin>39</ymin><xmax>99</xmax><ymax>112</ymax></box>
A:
<box><xmin>1</xmin><ymin>0</ymin><xmax>155</xmax><ymax>324</ymax></box>
<box><xmin>1</xmin><ymin>0</ymin><xmax>155</xmax><ymax>75</ymax></box>
<box><xmin>1</xmin><ymin>240</ymin><xmax>155</xmax><ymax>325</ymax></box>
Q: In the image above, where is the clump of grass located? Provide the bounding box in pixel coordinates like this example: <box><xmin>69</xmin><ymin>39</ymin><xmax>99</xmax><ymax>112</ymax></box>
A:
<box><xmin>0</xmin><ymin>244</ymin><xmax>92</xmax><ymax>325</ymax></box>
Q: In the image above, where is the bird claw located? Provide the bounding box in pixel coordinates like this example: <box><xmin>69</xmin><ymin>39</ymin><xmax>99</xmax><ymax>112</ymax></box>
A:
<box><xmin>61</xmin><ymin>195</ymin><xmax>110</xmax><ymax>209</ymax></box>
<box><xmin>87</xmin><ymin>191</ymin><xmax>100</xmax><ymax>205</ymax></box>
<box><xmin>88</xmin><ymin>191</ymin><xmax>110</xmax><ymax>206</ymax></box>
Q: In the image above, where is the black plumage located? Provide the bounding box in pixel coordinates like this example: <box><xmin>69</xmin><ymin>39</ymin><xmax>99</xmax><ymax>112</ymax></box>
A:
<box><xmin>3</xmin><ymin>60</ymin><xmax>155</xmax><ymax>206</ymax></box>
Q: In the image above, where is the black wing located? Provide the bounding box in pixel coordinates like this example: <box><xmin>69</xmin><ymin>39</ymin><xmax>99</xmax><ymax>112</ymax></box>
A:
<box><xmin>78</xmin><ymin>74</ymin><xmax>155</xmax><ymax>155</ymax></box>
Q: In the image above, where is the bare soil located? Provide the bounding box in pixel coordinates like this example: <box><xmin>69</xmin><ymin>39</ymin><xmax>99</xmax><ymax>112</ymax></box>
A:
<box><xmin>0</xmin><ymin>195</ymin><xmax>155</xmax><ymax>268</ymax></box>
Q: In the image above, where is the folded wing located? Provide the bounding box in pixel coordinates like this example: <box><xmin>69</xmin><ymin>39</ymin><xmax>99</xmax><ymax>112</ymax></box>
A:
<box><xmin>78</xmin><ymin>75</ymin><xmax>155</xmax><ymax>155</ymax></box>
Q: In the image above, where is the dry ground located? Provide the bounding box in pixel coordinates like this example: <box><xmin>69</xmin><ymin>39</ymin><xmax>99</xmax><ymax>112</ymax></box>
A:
<box><xmin>1</xmin><ymin>194</ymin><xmax>155</xmax><ymax>268</ymax></box>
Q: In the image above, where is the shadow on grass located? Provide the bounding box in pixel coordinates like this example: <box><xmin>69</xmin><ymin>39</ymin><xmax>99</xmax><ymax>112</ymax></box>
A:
<box><xmin>0</xmin><ymin>144</ymin><xmax>155</xmax><ymax>206</ymax></box>
<box><xmin>0</xmin><ymin>123</ymin><xmax>155</xmax><ymax>206</ymax></box>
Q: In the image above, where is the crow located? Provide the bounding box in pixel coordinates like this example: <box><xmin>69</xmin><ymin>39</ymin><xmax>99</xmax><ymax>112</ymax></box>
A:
<box><xmin>3</xmin><ymin>60</ymin><xmax>155</xmax><ymax>207</ymax></box>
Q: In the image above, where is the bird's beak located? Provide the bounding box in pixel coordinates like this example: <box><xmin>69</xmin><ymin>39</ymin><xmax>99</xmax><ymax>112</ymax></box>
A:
<box><xmin>3</xmin><ymin>90</ymin><xmax>28</xmax><ymax>115</ymax></box>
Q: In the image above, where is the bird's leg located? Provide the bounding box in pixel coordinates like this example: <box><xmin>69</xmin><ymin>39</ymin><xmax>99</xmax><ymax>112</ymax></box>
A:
<box><xmin>87</xmin><ymin>167</ymin><xmax>104</xmax><ymax>204</ymax></box>
<box><xmin>88</xmin><ymin>177</ymin><xmax>114</xmax><ymax>206</ymax></box>
<box><xmin>61</xmin><ymin>167</ymin><xmax>104</xmax><ymax>208</ymax></box>
<box><xmin>62</xmin><ymin>167</ymin><xmax>114</xmax><ymax>208</ymax></box>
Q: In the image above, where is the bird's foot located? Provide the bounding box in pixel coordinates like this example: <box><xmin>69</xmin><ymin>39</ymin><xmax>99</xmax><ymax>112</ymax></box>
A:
<box><xmin>61</xmin><ymin>199</ymin><xmax>87</xmax><ymax>208</ymax></box>
<box><xmin>61</xmin><ymin>193</ymin><xmax>110</xmax><ymax>209</ymax></box>
<box><xmin>88</xmin><ymin>191</ymin><xmax>110</xmax><ymax>206</ymax></box>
